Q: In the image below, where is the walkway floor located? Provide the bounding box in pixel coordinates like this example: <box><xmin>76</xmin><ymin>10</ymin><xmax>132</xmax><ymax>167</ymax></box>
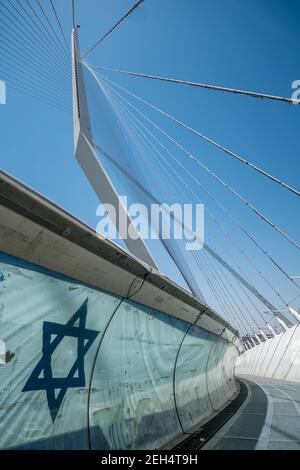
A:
<box><xmin>203</xmin><ymin>375</ymin><xmax>300</xmax><ymax>450</ymax></box>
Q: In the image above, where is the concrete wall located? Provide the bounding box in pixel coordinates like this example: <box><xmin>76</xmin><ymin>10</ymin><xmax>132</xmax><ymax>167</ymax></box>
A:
<box><xmin>236</xmin><ymin>325</ymin><xmax>300</xmax><ymax>382</ymax></box>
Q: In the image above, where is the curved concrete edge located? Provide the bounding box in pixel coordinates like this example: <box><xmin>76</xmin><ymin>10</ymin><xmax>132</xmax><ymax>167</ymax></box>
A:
<box><xmin>168</xmin><ymin>378</ymin><xmax>248</xmax><ymax>450</ymax></box>
<box><xmin>0</xmin><ymin>170</ymin><xmax>240</xmax><ymax>344</ymax></box>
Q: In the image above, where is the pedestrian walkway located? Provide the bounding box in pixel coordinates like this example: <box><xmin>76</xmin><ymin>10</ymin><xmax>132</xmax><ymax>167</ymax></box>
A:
<box><xmin>203</xmin><ymin>375</ymin><xmax>300</xmax><ymax>450</ymax></box>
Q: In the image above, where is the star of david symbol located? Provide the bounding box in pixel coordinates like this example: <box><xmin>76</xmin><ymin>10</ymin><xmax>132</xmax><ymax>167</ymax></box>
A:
<box><xmin>22</xmin><ymin>298</ymin><xmax>99</xmax><ymax>422</ymax></box>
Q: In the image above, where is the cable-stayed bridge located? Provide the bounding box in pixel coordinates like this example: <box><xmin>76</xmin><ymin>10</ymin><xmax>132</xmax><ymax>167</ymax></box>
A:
<box><xmin>0</xmin><ymin>0</ymin><xmax>299</xmax><ymax>450</ymax></box>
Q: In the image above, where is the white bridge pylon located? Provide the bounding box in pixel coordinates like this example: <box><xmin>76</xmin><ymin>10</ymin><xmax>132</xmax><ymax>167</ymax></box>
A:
<box><xmin>71</xmin><ymin>28</ymin><xmax>157</xmax><ymax>269</ymax></box>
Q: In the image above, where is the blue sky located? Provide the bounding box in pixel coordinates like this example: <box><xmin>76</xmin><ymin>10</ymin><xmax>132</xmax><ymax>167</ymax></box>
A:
<box><xmin>0</xmin><ymin>0</ymin><xmax>299</xmax><ymax>328</ymax></box>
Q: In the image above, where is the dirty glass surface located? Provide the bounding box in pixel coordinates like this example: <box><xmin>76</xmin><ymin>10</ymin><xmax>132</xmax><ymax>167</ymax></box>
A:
<box><xmin>0</xmin><ymin>252</ymin><xmax>238</xmax><ymax>449</ymax></box>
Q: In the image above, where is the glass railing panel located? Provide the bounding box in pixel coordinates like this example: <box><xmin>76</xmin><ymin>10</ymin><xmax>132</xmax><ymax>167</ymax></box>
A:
<box><xmin>174</xmin><ymin>325</ymin><xmax>215</xmax><ymax>431</ymax></box>
<box><xmin>0</xmin><ymin>252</ymin><xmax>120</xmax><ymax>449</ymax></box>
<box><xmin>206</xmin><ymin>336</ymin><xmax>235</xmax><ymax>410</ymax></box>
<box><xmin>88</xmin><ymin>299</ymin><xmax>189</xmax><ymax>450</ymax></box>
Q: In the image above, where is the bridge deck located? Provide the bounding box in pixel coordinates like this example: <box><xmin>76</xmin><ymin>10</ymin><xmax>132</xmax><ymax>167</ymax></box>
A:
<box><xmin>203</xmin><ymin>375</ymin><xmax>300</xmax><ymax>450</ymax></box>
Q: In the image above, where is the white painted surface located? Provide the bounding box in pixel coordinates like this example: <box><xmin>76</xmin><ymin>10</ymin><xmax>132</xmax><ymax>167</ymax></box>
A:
<box><xmin>255</xmin><ymin>384</ymin><xmax>274</xmax><ymax>450</ymax></box>
<box><xmin>236</xmin><ymin>324</ymin><xmax>300</xmax><ymax>382</ymax></box>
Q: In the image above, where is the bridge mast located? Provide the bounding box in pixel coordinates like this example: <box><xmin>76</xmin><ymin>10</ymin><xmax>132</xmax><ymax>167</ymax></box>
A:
<box><xmin>71</xmin><ymin>27</ymin><xmax>158</xmax><ymax>268</ymax></box>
